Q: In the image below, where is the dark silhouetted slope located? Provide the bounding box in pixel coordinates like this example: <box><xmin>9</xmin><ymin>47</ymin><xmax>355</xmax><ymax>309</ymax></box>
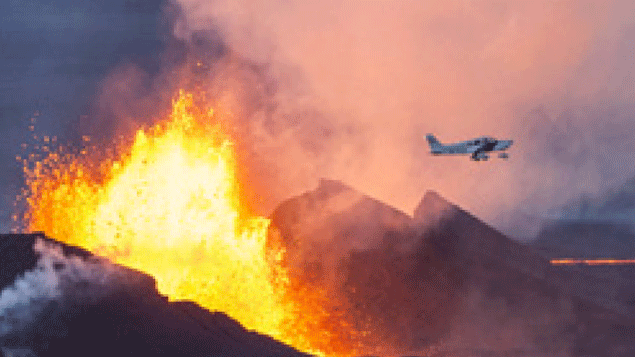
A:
<box><xmin>0</xmin><ymin>233</ymin><xmax>313</xmax><ymax>357</ymax></box>
<box><xmin>271</xmin><ymin>180</ymin><xmax>635</xmax><ymax>356</ymax></box>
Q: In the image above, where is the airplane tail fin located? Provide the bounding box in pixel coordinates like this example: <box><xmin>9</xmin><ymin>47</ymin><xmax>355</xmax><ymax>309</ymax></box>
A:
<box><xmin>426</xmin><ymin>134</ymin><xmax>441</xmax><ymax>149</ymax></box>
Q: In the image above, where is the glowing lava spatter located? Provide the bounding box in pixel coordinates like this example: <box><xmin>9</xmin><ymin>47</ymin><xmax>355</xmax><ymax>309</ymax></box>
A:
<box><xmin>18</xmin><ymin>90</ymin><xmax>365</xmax><ymax>357</ymax></box>
<box><xmin>551</xmin><ymin>259</ymin><xmax>635</xmax><ymax>265</ymax></box>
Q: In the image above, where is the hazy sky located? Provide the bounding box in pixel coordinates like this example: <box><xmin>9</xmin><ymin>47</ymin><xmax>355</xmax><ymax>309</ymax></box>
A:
<box><xmin>0</xmin><ymin>0</ymin><xmax>168</xmax><ymax>232</ymax></box>
<box><xmin>3</xmin><ymin>0</ymin><xmax>635</xmax><ymax>238</ymax></box>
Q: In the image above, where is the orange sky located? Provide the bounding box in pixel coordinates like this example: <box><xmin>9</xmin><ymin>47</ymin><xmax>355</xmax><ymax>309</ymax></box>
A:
<box><xmin>131</xmin><ymin>1</ymin><xmax>635</xmax><ymax>238</ymax></box>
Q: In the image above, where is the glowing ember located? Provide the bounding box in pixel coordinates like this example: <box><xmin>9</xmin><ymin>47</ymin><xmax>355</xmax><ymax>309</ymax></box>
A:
<box><xmin>551</xmin><ymin>259</ymin><xmax>635</xmax><ymax>265</ymax></box>
<box><xmin>18</xmin><ymin>90</ymin><xmax>365</xmax><ymax>357</ymax></box>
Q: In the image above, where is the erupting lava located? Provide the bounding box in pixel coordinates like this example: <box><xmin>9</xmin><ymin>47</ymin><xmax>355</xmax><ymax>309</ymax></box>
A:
<box><xmin>17</xmin><ymin>91</ymin><xmax>365</xmax><ymax>357</ymax></box>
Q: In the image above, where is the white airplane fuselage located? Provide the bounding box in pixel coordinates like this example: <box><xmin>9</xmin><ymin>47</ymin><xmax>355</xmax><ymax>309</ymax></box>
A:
<box><xmin>426</xmin><ymin>134</ymin><xmax>513</xmax><ymax>161</ymax></box>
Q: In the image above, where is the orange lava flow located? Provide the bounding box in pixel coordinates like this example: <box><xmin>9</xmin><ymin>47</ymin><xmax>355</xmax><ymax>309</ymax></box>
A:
<box><xmin>551</xmin><ymin>259</ymin><xmax>635</xmax><ymax>265</ymax></box>
<box><xmin>17</xmin><ymin>90</ymin><xmax>364</xmax><ymax>357</ymax></box>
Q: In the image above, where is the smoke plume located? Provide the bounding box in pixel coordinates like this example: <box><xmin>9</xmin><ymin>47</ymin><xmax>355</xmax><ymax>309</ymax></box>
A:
<box><xmin>0</xmin><ymin>239</ymin><xmax>125</xmax><ymax>340</ymax></box>
<box><xmin>140</xmin><ymin>0</ymin><xmax>635</xmax><ymax>239</ymax></box>
<box><xmin>14</xmin><ymin>1</ymin><xmax>635</xmax><ymax>238</ymax></box>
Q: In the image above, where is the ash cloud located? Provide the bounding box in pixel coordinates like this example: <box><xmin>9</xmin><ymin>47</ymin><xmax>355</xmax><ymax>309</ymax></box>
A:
<box><xmin>164</xmin><ymin>0</ymin><xmax>635</xmax><ymax>238</ymax></box>
<box><xmin>6</xmin><ymin>0</ymin><xmax>635</xmax><ymax>238</ymax></box>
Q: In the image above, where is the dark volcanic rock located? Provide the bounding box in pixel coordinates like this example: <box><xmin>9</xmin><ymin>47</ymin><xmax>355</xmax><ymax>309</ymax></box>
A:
<box><xmin>270</xmin><ymin>178</ymin><xmax>414</xmax><ymax>286</ymax></box>
<box><xmin>0</xmin><ymin>233</ymin><xmax>312</xmax><ymax>357</ymax></box>
<box><xmin>415</xmin><ymin>193</ymin><xmax>635</xmax><ymax>357</ymax></box>
<box><xmin>270</xmin><ymin>179</ymin><xmax>635</xmax><ymax>357</ymax></box>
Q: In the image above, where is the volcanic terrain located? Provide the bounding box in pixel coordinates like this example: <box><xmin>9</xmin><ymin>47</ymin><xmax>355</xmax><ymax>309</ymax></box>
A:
<box><xmin>1</xmin><ymin>179</ymin><xmax>634</xmax><ymax>356</ymax></box>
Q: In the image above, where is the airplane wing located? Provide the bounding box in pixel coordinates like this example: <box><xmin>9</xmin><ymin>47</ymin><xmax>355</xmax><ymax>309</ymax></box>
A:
<box><xmin>466</xmin><ymin>139</ymin><xmax>487</xmax><ymax>154</ymax></box>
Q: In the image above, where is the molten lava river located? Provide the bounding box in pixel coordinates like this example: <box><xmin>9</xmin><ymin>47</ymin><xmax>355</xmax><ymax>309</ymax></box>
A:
<box><xmin>17</xmin><ymin>91</ymin><xmax>366</xmax><ymax>357</ymax></box>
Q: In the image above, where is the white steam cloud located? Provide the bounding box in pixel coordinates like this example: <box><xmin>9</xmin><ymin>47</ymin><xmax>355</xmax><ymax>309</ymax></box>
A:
<box><xmin>0</xmin><ymin>239</ymin><xmax>122</xmax><ymax>338</ymax></box>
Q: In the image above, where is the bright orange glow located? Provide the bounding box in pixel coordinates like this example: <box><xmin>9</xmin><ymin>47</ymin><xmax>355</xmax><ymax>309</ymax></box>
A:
<box><xmin>19</xmin><ymin>90</ymin><xmax>367</xmax><ymax>357</ymax></box>
<box><xmin>551</xmin><ymin>259</ymin><xmax>635</xmax><ymax>265</ymax></box>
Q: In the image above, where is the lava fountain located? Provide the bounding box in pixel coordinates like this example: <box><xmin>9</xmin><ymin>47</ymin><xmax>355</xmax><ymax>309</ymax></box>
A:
<box><xmin>17</xmin><ymin>90</ymin><xmax>365</xmax><ymax>357</ymax></box>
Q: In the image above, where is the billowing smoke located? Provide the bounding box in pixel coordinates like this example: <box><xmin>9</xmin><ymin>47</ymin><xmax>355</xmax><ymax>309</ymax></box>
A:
<box><xmin>0</xmin><ymin>239</ymin><xmax>125</xmax><ymax>341</ymax></box>
<box><xmin>10</xmin><ymin>1</ymin><xmax>635</xmax><ymax>238</ymax></box>
<box><xmin>133</xmin><ymin>0</ymin><xmax>635</xmax><ymax>239</ymax></box>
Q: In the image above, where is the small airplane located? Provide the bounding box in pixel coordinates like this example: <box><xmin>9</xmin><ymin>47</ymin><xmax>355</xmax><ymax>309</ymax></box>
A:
<box><xmin>426</xmin><ymin>134</ymin><xmax>513</xmax><ymax>161</ymax></box>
